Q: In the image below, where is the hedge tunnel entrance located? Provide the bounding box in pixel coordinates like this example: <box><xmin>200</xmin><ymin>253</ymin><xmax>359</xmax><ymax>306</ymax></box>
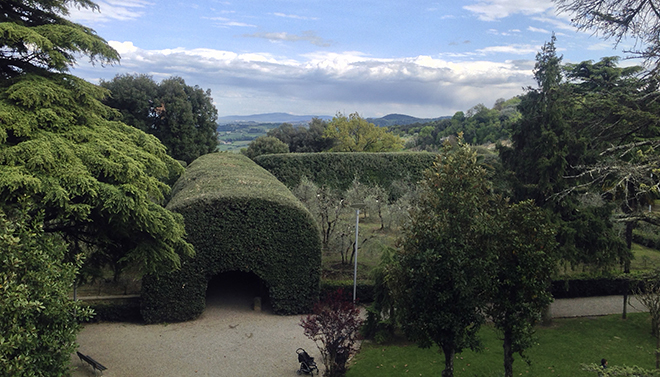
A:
<box><xmin>140</xmin><ymin>153</ymin><xmax>322</xmax><ymax>323</ymax></box>
<box><xmin>205</xmin><ymin>271</ymin><xmax>270</xmax><ymax>311</ymax></box>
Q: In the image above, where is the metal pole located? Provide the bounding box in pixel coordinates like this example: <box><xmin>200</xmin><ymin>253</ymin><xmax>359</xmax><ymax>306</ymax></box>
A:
<box><xmin>353</xmin><ymin>208</ymin><xmax>360</xmax><ymax>303</ymax></box>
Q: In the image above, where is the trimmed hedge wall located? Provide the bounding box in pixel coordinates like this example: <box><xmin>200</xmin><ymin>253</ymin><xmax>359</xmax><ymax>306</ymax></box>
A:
<box><xmin>141</xmin><ymin>153</ymin><xmax>322</xmax><ymax>323</ymax></box>
<box><xmin>319</xmin><ymin>277</ymin><xmax>647</xmax><ymax>303</ymax></box>
<box><xmin>550</xmin><ymin>277</ymin><xmax>644</xmax><ymax>298</ymax></box>
<box><xmin>253</xmin><ymin>152</ymin><xmax>437</xmax><ymax>191</ymax></box>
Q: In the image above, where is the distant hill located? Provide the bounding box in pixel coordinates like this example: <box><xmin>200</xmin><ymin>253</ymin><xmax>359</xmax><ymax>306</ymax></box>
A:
<box><xmin>218</xmin><ymin>112</ymin><xmax>449</xmax><ymax>127</ymax></box>
<box><xmin>367</xmin><ymin>113</ymin><xmax>450</xmax><ymax>127</ymax></box>
<box><xmin>217</xmin><ymin>113</ymin><xmax>332</xmax><ymax>125</ymax></box>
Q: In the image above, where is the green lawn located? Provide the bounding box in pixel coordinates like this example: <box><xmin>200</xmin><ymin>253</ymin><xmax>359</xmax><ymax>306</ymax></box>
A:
<box><xmin>631</xmin><ymin>243</ymin><xmax>660</xmax><ymax>272</ymax></box>
<box><xmin>348</xmin><ymin>313</ymin><xmax>656</xmax><ymax>377</ymax></box>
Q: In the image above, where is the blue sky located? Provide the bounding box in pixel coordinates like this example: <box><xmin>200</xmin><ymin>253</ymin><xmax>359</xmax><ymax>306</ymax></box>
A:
<box><xmin>68</xmin><ymin>0</ymin><xmax>638</xmax><ymax>118</ymax></box>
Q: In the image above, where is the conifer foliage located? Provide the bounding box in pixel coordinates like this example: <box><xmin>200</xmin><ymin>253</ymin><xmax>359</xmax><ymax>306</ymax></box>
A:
<box><xmin>0</xmin><ymin>0</ymin><xmax>193</xmax><ymax>276</ymax></box>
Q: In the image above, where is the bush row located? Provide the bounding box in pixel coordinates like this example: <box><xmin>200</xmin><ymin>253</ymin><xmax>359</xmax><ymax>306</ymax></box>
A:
<box><xmin>321</xmin><ymin>276</ymin><xmax>649</xmax><ymax>303</ymax></box>
<box><xmin>550</xmin><ymin>277</ymin><xmax>644</xmax><ymax>298</ymax></box>
<box><xmin>141</xmin><ymin>153</ymin><xmax>322</xmax><ymax>323</ymax></box>
<box><xmin>254</xmin><ymin>152</ymin><xmax>437</xmax><ymax>194</ymax></box>
<box><xmin>81</xmin><ymin>299</ymin><xmax>142</xmax><ymax>323</ymax></box>
<box><xmin>633</xmin><ymin>229</ymin><xmax>660</xmax><ymax>250</ymax></box>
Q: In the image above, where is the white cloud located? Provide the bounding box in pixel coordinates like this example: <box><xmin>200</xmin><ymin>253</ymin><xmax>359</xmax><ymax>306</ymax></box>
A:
<box><xmin>477</xmin><ymin>44</ymin><xmax>540</xmax><ymax>55</ymax></box>
<box><xmin>530</xmin><ymin>16</ymin><xmax>575</xmax><ymax>31</ymax></box>
<box><xmin>74</xmin><ymin>42</ymin><xmax>534</xmax><ymax>117</ymax></box>
<box><xmin>108</xmin><ymin>40</ymin><xmax>139</xmax><ymax>54</ymax></box>
<box><xmin>528</xmin><ymin>26</ymin><xmax>550</xmax><ymax>34</ymax></box>
<box><xmin>464</xmin><ymin>0</ymin><xmax>554</xmax><ymax>21</ymax></box>
<box><xmin>242</xmin><ymin>31</ymin><xmax>332</xmax><ymax>47</ymax></box>
<box><xmin>587</xmin><ymin>41</ymin><xmax>616</xmax><ymax>51</ymax></box>
<box><xmin>272</xmin><ymin>13</ymin><xmax>318</xmax><ymax>21</ymax></box>
<box><xmin>222</xmin><ymin>21</ymin><xmax>257</xmax><ymax>27</ymax></box>
<box><xmin>67</xmin><ymin>0</ymin><xmax>152</xmax><ymax>22</ymax></box>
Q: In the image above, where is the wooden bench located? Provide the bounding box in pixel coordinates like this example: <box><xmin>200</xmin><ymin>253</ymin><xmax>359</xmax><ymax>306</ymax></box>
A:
<box><xmin>76</xmin><ymin>351</ymin><xmax>107</xmax><ymax>375</ymax></box>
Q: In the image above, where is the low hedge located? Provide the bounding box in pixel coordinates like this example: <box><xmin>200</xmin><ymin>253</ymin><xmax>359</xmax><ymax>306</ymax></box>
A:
<box><xmin>320</xmin><ymin>280</ymin><xmax>376</xmax><ymax>303</ymax></box>
<box><xmin>141</xmin><ymin>153</ymin><xmax>322</xmax><ymax>323</ymax></box>
<box><xmin>633</xmin><ymin>229</ymin><xmax>660</xmax><ymax>250</ymax></box>
<box><xmin>82</xmin><ymin>299</ymin><xmax>142</xmax><ymax>323</ymax></box>
<box><xmin>254</xmin><ymin>152</ymin><xmax>437</xmax><ymax>194</ymax></box>
<box><xmin>320</xmin><ymin>276</ymin><xmax>648</xmax><ymax>303</ymax></box>
<box><xmin>550</xmin><ymin>276</ymin><xmax>644</xmax><ymax>298</ymax></box>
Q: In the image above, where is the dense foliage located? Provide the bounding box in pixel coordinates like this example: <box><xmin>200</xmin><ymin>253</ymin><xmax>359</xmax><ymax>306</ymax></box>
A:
<box><xmin>300</xmin><ymin>289</ymin><xmax>363</xmax><ymax>377</ymax></box>
<box><xmin>0</xmin><ymin>208</ymin><xmax>92</xmax><ymax>376</ymax></box>
<box><xmin>390</xmin><ymin>137</ymin><xmax>559</xmax><ymax>377</ymax></box>
<box><xmin>0</xmin><ymin>0</ymin><xmax>193</xmax><ymax>279</ymax></box>
<box><xmin>254</xmin><ymin>152</ymin><xmax>436</xmax><ymax>196</ymax></box>
<box><xmin>324</xmin><ymin>113</ymin><xmax>403</xmax><ymax>152</ymax></box>
<box><xmin>488</xmin><ymin>200</ymin><xmax>558</xmax><ymax>377</ymax></box>
<box><xmin>101</xmin><ymin>74</ymin><xmax>219</xmax><ymax>164</ymax></box>
<box><xmin>0</xmin><ymin>0</ymin><xmax>119</xmax><ymax>79</ymax></box>
<box><xmin>389</xmin><ymin>98</ymin><xmax>520</xmax><ymax>149</ymax></box>
<box><xmin>141</xmin><ymin>153</ymin><xmax>322</xmax><ymax>322</ymax></box>
<box><xmin>392</xmin><ymin>137</ymin><xmax>494</xmax><ymax>377</ymax></box>
<box><xmin>241</xmin><ymin>135</ymin><xmax>289</xmax><ymax>159</ymax></box>
<box><xmin>499</xmin><ymin>36</ymin><xmax>628</xmax><ymax>270</ymax></box>
<box><xmin>267</xmin><ymin>118</ymin><xmax>335</xmax><ymax>152</ymax></box>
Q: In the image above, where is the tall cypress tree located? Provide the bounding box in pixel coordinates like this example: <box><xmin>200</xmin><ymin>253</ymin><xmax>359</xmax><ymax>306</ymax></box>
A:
<box><xmin>499</xmin><ymin>35</ymin><xmax>626</xmax><ymax>269</ymax></box>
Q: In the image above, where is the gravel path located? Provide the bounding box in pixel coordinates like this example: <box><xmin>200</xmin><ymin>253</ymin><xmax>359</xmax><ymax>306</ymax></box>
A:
<box><xmin>549</xmin><ymin>295</ymin><xmax>646</xmax><ymax>318</ymax></box>
<box><xmin>71</xmin><ymin>295</ymin><xmax>650</xmax><ymax>376</ymax></box>
<box><xmin>71</xmin><ymin>291</ymin><xmax>323</xmax><ymax>377</ymax></box>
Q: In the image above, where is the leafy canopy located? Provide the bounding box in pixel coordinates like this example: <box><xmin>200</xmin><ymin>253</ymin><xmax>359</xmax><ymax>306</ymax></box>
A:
<box><xmin>101</xmin><ymin>74</ymin><xmax>219</xmax><ymax>164</ymax></box>
<box><xmin>324</xmin><ymin>112</ymin><xmax>403</xmax><ymax>152</ymax></box>
<box><xmin>393</xmin><ymin>135</ymin><xmax>492</xmax><ymax>377</ymax></box>
<box><xmin>0</xmin><ymin>208</ymin><xmax>93</xmax><ymax>376</ymax></box>
<box><xmin>0</xmin><ymin>0</ymin><xmax>193</xmax><ymax>276</ymax></box>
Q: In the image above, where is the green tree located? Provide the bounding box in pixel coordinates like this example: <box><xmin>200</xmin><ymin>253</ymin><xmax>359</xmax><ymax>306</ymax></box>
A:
<box><xmin>0</xmin><ymin>0</ymin><xmax>194</xmax><ymax>279</ymax></box>
<box><xmin>101</xmin><ymin>74</ymin><xmax>219</xmax><ymax>164</ymax></box>
<box><xmin>242</xmin><ymin>135</ymin><xmax>289</xmax><ymax>159</ymax></box>
<box><xmin>488</xmin><ymin>200</ymin><xmax>558</xmax><ymax>377</ymax></box>
<box><xmin>324</xmin><ymin>112</ymin><xmax>403</xmax><ymax>152</ymax></box>
<box><xmin>99</xmin><ymin>73</ymin><xmax>158</xmax><ymax>133</ymax></box>
<box><xmin>498</xmin><ymin>36</ymin><xmax>627</xmax><ymax>270</ymax></box>
<box><xmin>0</xmin><ymin>0</ymin><xmax>119</xmax><ymax>79</ymax></box>
<box><xmin>267</xmin><ymin>118</ymin><xmax>334</xmax><ymax>152</ymax></box>
<box><xmin>392</xmin><ymin>135</ymin><xmax>492</xmax><ymax>377</ymax></box>
<box><xmin>0</xmin><ymin>207</ymin><xmax>93</xmax><ymax>376</ymax></box>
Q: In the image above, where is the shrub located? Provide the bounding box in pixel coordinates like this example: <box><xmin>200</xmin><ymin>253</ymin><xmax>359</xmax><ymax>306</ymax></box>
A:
<box><xmin>141</xmin><ymin>153</ymin><xmax>322</xmax><ymax>323</ymax></box>
<box><xmin>300</xmin><ymin>289</ymin><xmax>363</xmax><ymax>377</ymax></box>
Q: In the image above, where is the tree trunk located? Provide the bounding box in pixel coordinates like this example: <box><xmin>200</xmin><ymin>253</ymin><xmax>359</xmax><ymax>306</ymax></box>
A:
<box><xmin>442</xmin><ymin>346</ymin><xmax>455</xmax><ymax>377</ymax></box>
<box><xmin>503</xmin><ymin>328</ymin><xmax>514</xmax><ymax>377</ymax></box>
<box><xmin>656</xmin><ymin>333</ymin><xmax>659</xmax><ymax>369</ymax></box>
<box><xmin>622</xmin><ymin>221</ymin><xmax>633</xmax><ymax>319</ymax></box>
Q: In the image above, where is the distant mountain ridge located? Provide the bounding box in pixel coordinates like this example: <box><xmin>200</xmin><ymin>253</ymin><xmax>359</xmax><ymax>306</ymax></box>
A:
<box><xmin>218</xmin><ymin>112</ymin><xmax>448</xmax><ymax>126</ymax></box>
<box><xmin>217</xmin><ymin>113</ymin><xmax>333</xmax><ymax>124</ymax></box>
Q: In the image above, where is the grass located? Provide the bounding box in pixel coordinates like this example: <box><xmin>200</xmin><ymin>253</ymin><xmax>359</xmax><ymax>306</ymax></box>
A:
<box><xmin>348</xmin><ymin>313</ymin><xmax>657</xmax><ymax>377</ymax></box>
<box><xmin>631</xmin><ymin>243</ymin><xmax>660</xmax><ymax>272</ymax></box>
<box><xmin>321</xmin><ymin>217</ymin><xmax>399</xmax><ymax>282</ymax></box>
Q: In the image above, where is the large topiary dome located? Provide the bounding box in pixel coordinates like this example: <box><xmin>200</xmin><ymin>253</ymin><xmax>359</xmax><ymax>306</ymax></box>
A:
<box><xmin>140</xmin><ymin>153</ymin><xmax>322</xmax><ymax>323</ymax></box>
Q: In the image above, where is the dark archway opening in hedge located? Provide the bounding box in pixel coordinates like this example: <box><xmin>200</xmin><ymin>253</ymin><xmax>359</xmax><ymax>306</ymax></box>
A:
<box><xmin>205</xmin><ymin>271</ymin><xmax>270</xmax><ymax>311</ymax></box>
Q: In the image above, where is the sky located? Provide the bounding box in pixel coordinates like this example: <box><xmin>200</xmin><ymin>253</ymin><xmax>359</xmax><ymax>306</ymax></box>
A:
<box><xmin>67</xmin><ymin>0</ymin><xmax>639</xmax><ymax>119</ymax></box>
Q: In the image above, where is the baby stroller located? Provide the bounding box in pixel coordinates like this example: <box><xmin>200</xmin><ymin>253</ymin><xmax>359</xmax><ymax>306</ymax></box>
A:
<box><xmin>296</xmin><ymin>348</ymin><xmax>319</xmax><ymax>376</ymax></box>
